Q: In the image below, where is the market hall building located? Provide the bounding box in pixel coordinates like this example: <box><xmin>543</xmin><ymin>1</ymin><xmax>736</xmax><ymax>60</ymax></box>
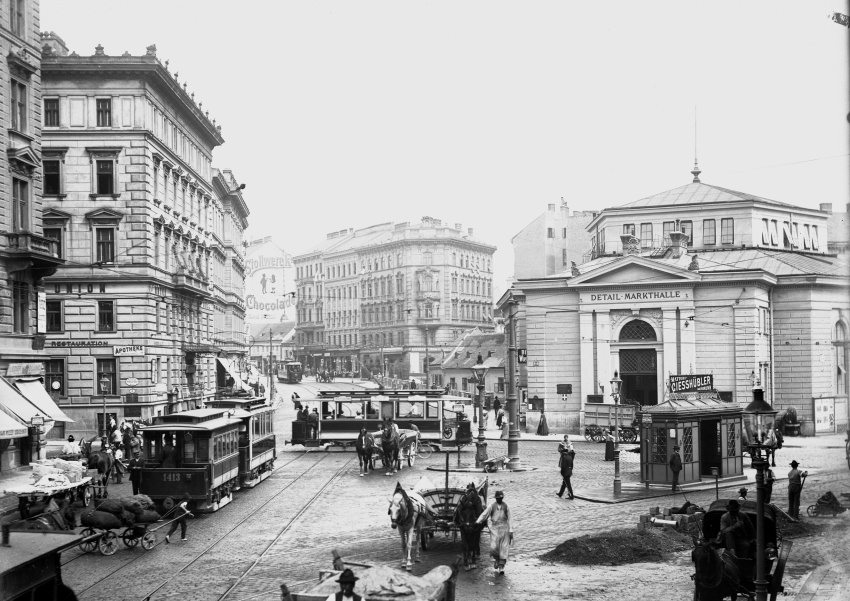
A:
<box><xmin>505</xmin><ymin>171</ymin><xmax>850</xmax><ymax>438</ymax></box>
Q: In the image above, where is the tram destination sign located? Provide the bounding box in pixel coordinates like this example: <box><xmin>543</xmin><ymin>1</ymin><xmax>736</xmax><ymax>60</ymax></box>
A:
<box><xmin>669</xmin><ymin>374</ymin><xmax>713</xmax><ymax>393</ymax></box>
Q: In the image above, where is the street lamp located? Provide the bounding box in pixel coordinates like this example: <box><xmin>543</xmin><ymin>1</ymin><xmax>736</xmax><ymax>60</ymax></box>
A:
<box><xmin>610</xmin><ymin>370</ymin><xmax>623</xmax><ymax>495</ymax></box>
<box><xmin>744</xmin><ymin>387</ymin><xmax>778</xmax><ymax>601</ymax></box>
<box><xmin>99</xmin><ymin>375</ymin><xmax>110</xmax><ymax>438</ymax></box>
<box><xmin>470</xmin><ymin>354</ymin><xmax>489</xmax><ymax>468</ymax></box>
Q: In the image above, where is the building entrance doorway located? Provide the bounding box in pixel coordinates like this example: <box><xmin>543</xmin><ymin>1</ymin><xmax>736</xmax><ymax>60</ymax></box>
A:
<box><xmin>700</xmin><ymin>419</ymin><xmax>721</xmax><ymax>476</ymax></box>
<box><xmin>619</xmin><ymin>349</ymin><xmax>658</xmax><ymax>406</ymax></box>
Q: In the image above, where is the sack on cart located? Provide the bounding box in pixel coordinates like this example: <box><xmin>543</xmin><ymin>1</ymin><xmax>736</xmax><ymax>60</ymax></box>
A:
<box><xmin>80</xmin><ymin>508</ymin><xmax>122</xmax><ymax>530</ymax></box>
<box><xmin>135</xmin><ymin>510</ymin><xmax>161</xmax><ymax>524</ymax></box>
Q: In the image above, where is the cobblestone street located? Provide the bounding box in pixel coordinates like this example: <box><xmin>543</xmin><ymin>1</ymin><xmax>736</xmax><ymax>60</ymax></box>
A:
<box><xmin>56</xmin><ymin>388</ymin><xmax>850</xmax><ymax>600</ymax></box>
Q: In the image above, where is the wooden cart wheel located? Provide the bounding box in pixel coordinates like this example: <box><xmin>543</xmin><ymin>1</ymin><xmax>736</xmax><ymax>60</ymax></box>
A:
<box><xmin>806</xmin><ymin>505</ymin><xmax>818</xmax><ymax>517</ymax></box>
<box><xmin>81</xmin><ymin>485</ymin><xmax>92</xmax><ymax>507</ymax></box>
<box><xmin>122</xmin><ymin>528</ymin><xmax>139</xmax><ymax>548</ymax></box>
<box><xmin>420</xmin><ymin>531</ymin><xmax>430</xmax><ymax>550</ymax></box>
<box><xmin>79</xmin><ymin>528</ymin><xmax>98</xmax><ymax>553</ymax></box>
<box><xmin>407</xmin><ymin>447</ymin><xmax>416</xmax><ymax>467</ymax></box>
<box><xmin>141</xmin><ymin>531</ymin><xmax>156</xmax><ymax>550</ymax></box>
<box><xmin>99</xmin><ymin>530</ymin><xmax>118</xmax><ymax>555</ymax></box>
<box><xmin>416</xmin><ymin>442</ymin><xmax>432</xmax><ymax>460</ymax></box>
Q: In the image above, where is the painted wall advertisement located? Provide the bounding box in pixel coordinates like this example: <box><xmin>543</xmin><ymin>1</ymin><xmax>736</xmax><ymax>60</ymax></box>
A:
<box><xmin>814</xmin><ymin>397</ymin><xmax>835</xmax><ymax>433</ymax></box>
<box><xmin>245</xmin><ymin>238</ymin><xmax>296</xmax><ymax>322</ymax></box>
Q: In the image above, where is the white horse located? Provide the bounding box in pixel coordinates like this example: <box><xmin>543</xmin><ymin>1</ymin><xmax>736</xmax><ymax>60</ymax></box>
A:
<box><xmin>387</xmin><ymin>491</ymin><xmax>431</xmax><ymax>571</ymax></box>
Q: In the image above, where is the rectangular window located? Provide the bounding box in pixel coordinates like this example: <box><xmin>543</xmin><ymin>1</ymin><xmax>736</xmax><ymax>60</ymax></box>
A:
<box><xmin>12</xmin><ymin>178</ymin><xmax>28</xmax><ymax>231</ymax></box>
<box><xmin>726</xmin><ymin>423</ymin><xmax>737</xmax><ymax>457</ymax></box>
<box><xmin>651</xmin><ymin>427</ymin><xmax>667</xmax><ymax>463</ymax></box>
<box><xmin>683</xmin><ymin>427</ymin><xmax>693</xmax><ymax>462</ymax></box>
<box><xmin>497</xmin><ymin>377</ymin><xmax>505</xmax><ymax>393</ymax></box>
<box><xmin>10</xmin><ymin>0</ymin><xmax>25</xmax><ymax>36</ymax></box>
<box><xmin>680</xmin><ymin>221</ymin><xmax>693</xmax><ymax>246</ymax></box>
<box><xmin>96</xmin><ymin>358</ymin><xmax>117</xmax><ymax>395</ymax></box>
<box><xmin>11</xmin><ymin>80</ymin><xmax>26</xmax><ymax>131</ymax></box>
<box><xmin>640</xmin><ymin>223</ymin><xmax>653</xmax><ymax>248</ymax></box>
<box><xmin>44</xmin><ymin>99</ymin><xmax>60</xmax><ymax>127</ymax></box>
<box><xmin>96</xmin><ymin>99</ymin><xmax>112</xmax><ymax>127</ymax></box>
<box><xmin>98</xmin><ymin>300</ymin><xmax>115</xmax><ymax>332</ymax></box>
<box><xmin>721</xmin><ymin>218</ymin><xmax>734</xmax><ymax>244</ymax></box>
<box><xmin>547</xmin><ymin>228</ymin><xmax>554</xmax><ymax>238</ymax></box>
<box><xmin>45</xmin><ymin>359</ymin><xmax>65</xmax><ymax>396</ymax></box>
<box><xmin>562</xmin><ymin>249</ymin><xmax>567</xmax><ymax>266</ymax></box>
<box><xmin>43</xmin><ymin>227</ymin><xmax>62</xmax><ymax>259</ymax></box>
<box><xmin>12</xmin><ymin>281</ymin><xmax>29</xmax><ymax>333</ymax></box>
<box><xmin>96</xmin><ymin>228</ymin><xmax>115</xmax><ymax>263</ymax></box>
<box><xmin>46</xmin><ymin>300</ymin><xmax>63</xmax><ymax>332</ymax></box>
<box><xmin>96</xmin><ymin>160</ymin><xmax>114</xmax><ymax>194</ymax></box>
<box><xmin>43</xmin><ymin>160</ymin><xmax>61</xmax><ymax>195</ymax></box>
<box><xmin>622</xmin><ymin>223</ymin><xmax>635</xmax><ymax>236</ymax></box>
<box><xmin>662</xmin><ymin>221</ymin><xmax>675</xmax><ymax>244</ymax></box>
<box><xmin>703</xmin><ymin>219</ymin><xmax>716</xmax><ymax>245</ymax></box>
<box><xmin>562</xmin><ymin>228</ymin><xmax>567</xmax><ymax>238</ymax></box>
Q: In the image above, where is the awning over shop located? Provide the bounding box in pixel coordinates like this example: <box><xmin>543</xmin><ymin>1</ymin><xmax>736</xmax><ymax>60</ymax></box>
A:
<box><xmin>0</xmin><ymin>408</ymin><xmax>28</xmax><ymax>439</ymax></box>
<box><xmin>217</xmin><ymin>358</ymin><xmax>248</xmax><ymax>392</ymax></box>
<box><xmin>14</xmin><ymin>378</ymin><xmax>74</xmax><ymax>423</ymax></box>
<box><xmin>0</xmin><ymin>376</ymin><xmax>41</xmax><ymax>423</ymax></box>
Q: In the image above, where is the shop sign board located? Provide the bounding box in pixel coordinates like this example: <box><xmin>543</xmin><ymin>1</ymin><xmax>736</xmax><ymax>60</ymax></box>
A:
<box><xmin>556</xmin><ymin>384</ymin><xmax>572</xmax><ymax>395</ymax></box>
<box><xmin>814</xmin><ymin>397</ymin><xmax>835</xmax><ymax>433</ymax></box>
<box><xmin>6</xmin><ymin>363</ymin><xmax>43</xmax><ymax>377</ymax></box>
<box><xmin>125</xmin><ymin>377</ymin><xmax>139</xmax><ymax>387</ymax></box>
<box><xmin>37</xmin><ymin>291</ymin><xmax>46</xmax><ymax>334</ymax></box>
<box><xmin>669</xmin><ymin>374</ymin><xmax>713</xmax><ymax>393</ymax></box>
<box><xmin>641</xmin><ymin>414</ymin><xmax>653</xmax><ymax>424</ymax></box>
<box><xmin>49</xmin><ymin>340</ymin><xmax>109</xmax><ymax>348</ymax></box>
<box><xmin>517</xmin><ymin>349</ymin><xmax>527</xmax><ymax>364</ymax></box>
<box><xmin>114</xmin><ymin>345</ymin><xmax>145</xmax><ymax>356</ymax></box>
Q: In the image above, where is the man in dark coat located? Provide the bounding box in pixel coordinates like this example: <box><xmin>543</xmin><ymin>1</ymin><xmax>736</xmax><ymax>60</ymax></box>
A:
<box><xmin>716</xmin><ymin>499</ymin><xmax>755</xmax><ymax>558</ymax></box>
<box><xmin>128</xmin><ymin>450</ymin><xmax>144</xmax><ymax>495</ymax></box>
<box><xmin>668</xmin><ymin>445</ymin><xmax>683</xmax><ymax>492</ymax></box>
<box><xmin>557</xmin><ymin>449</ymin><xmax>575</xmax><ymax>499</ymax></box>
<box><xmin>788</xmin><ymin>460</ymin><xmax>807</xmax><ymax>519</ymax></box>
<box><xmin>329</xmin><ymin>568</ymin><xmax>362</xmax><ymax>601</ymax></box>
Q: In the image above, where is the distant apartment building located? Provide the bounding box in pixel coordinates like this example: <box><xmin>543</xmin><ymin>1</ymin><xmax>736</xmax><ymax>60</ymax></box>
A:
<box><xmin>293</xmin><ymin>217</ymin><xmax>497</xmax><ymax>386</ymax></box>
<box><xmin>38</xmin><ymin>35</ymin><xmax>248</xmax><ymax>436</ymax></box>
<box><xmin>512</xmin><ymin>199</ymin><xmax>596</xmax><ymax>279</ymax></box>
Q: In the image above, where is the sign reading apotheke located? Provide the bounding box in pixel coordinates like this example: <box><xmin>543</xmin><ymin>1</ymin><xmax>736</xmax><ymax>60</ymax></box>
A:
<box><xmin>587</xmin><ymin>290</ymin><xmax>683</xmax><ymax>302</ymax></box>
<box><xmin>114</xmin><ymin>345</ymin><xmax>145</xmax><ymax>356</ymax></box>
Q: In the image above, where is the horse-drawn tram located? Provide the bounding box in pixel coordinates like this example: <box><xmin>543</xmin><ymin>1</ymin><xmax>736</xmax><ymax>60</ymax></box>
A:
<box><xmin>0</xmin><ymin>524</ymin><xmax>82</xmax><ymax>601</ymax></box>
<box><xmin>288</xmin><ymin>389</ymin><xmax>473</xmax><ymax>451</ymax></box>
<box><xmin>139</xmin><ymin>396</ymin><xmax>276</xmax><ymax>513</ymax></box>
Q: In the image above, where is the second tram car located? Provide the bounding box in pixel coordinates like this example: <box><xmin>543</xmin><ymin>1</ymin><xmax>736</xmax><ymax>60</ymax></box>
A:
<box><xmin>139</xmin><ymin>397</ymin><xmax>276</xmax><ymax>513</ymax></box>
<box><xmin>277</xmin><ymin>361</ymin><xmax>303</xmax><ymax>384</ymax></box>
<box><xmin>288</xmin><ymin>389</ymin><xmax>473</xmax><ymax>450</ymax></box>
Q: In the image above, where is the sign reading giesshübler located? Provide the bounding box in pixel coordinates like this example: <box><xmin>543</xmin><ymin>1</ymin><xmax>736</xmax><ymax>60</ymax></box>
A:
<box><xmin>669</xmin><ymin>374</ymin><xmax>713</xmax><ymax>393</ymax></box>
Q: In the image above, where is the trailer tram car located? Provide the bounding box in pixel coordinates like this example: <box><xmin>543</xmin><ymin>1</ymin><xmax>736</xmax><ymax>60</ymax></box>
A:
<box><xmin>206</xmin><ymin>397</ymin><xmax>277</xmax><ymax>488</ymax></box>
<box><xmin>277</xmin><ymin>361</ymin><xmax>303</xmax><ymax>384</ymax></box>
<box><xmin>288</xmin><ymin>389</ymin><xmax>473</xmax><ymax>450</ymax></box>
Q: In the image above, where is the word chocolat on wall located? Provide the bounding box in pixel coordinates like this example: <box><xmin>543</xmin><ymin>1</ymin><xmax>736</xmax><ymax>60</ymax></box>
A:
<box><xmin>760</xmin><ymin>218</ymin><xmax>821</xmax><ymax>251</ymax></box>
<box><xmin>246</xmin><ymin>295</ymin><xmax>295</xmax><ymax>311</ymax></box>
<box><xmin>588</xmin><ymin>290</ymin><xmax>682</xmax><ymax>302</ymax></box>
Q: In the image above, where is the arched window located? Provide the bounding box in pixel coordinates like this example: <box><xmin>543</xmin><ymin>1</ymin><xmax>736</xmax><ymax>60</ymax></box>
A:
<box><xmin>836</xmin><ymin>322</ymin><xmax>847</xmax><ymax>395</ymax></box>
<box><xmin>619</xmin><ymin>319</ymin><xmax>657</xmax><ymax>341</ymax></box>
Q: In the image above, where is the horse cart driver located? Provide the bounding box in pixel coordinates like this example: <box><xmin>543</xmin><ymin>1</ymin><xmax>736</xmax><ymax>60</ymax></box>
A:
<box><xmin>61</xmin><ymin>436</ymin><xmax>81</xmax><ymax>458</ymax></box>
<box><xmin>715</xmin><ymin>499</ymin><xmax>755</xmax><ymax>559</ymax></box>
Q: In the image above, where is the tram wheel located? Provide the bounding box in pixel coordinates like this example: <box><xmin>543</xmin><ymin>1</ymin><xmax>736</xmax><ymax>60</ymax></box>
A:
<box><xmin>122</xmin><ymin>528</ymin><xmax>139</xmax><ymax>548</ymax></box>
<box><xmin>141</xmin><ymin>532</ymin><xmax>156</xmax><ymax>550</ymax></box>
<box><xmin>99</xmin><ymin>531</ymin><xmax>118</xmax><ymax>556</ymax></box>
<box><xmin>79</xmin><ymin>528</ymin><xmax>98</xmax><ymax>553</ymax></box>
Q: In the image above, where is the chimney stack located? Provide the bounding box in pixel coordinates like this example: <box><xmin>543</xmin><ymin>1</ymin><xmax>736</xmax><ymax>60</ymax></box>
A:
<box><xmin>455</xmin><ymin>223</ymin><xmax>462</xmax><ymax>231</ymax></box>
<box><xmin>468</xmin><ymin>228</ymin><xmax>473</xmax><ymax>236</ymax></box>
<box><xmin>667</xmin><ymin>230</ymin><xmax>688</xmax><ymax>259</ymax></box>
<box><xmin>560</xmin><ymin>197</ymin><xmax>569</xmax><ymax>218</ymax></box>
<box><xmin>548</xmin><ymin>204</ymin><xmax>556</xmax><ymax>212</ymax></box>
<box><xmin>820</xmin><ymin>203</ymin><xmax>833</xmax><ymax>214</ymax></box>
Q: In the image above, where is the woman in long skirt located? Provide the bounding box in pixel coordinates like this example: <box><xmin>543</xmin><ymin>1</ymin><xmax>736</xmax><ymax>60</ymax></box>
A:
<box><xmin>537</xmin><ymin>408</ymin><xmax>550</xmax><ymax>436</ymax></box>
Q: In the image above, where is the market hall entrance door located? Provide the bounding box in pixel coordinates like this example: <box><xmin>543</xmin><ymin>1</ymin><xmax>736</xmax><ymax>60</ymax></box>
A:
<box><xmin>700</xmin><ymin>419</ymin><xmax>721</xmax><ymax>476</ymax></box>
<box><xmin>619</xmin><ymin>349</ymin><xmax>658</xmax><ymax>406</ymax></box>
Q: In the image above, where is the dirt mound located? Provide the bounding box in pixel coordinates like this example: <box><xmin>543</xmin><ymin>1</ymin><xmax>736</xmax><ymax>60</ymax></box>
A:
<box><xmin>541</xmin><ymin>527</ymin><xmax>694</xmax><ymax>566</ymax></box>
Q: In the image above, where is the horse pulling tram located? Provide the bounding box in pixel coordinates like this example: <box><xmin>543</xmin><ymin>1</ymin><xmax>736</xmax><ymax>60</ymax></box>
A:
<box><xmin>139</xmin><ymin>396</ymin><xmax>276</xmax><ymax>513</ymax></box>
<box><xmin>694</xmin><ymin>499</ymin><xmax>791</xmax><ymax>601</ymax></box>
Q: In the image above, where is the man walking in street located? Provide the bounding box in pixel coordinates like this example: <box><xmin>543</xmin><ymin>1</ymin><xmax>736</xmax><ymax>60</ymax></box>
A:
<box><xmin>128</xmin><ymin>450</ymin><xmax>143</xmax><ymax>495</ymax></box>
<box><xmin>476</xmin><ymin>490</ymin><xmax>513</xmax><ymax>575</ymax></box>
<box><xmin>165</xmin><ymin>492</ymin><xmax>193</xmax><ymax>543</ymax></box>
<box><xmin>669</xmin><ymin>445</ymin><xmax>683</xmax><ymax>492</ymax></box>
<box><xmin>557</xmin><ymin>448</ymin><xmax>575</xmax><ymax>499</ymax></box>
<box><xmin>788</xmin><ymin>460</ymin><xmax>807</xmax><ymax>519</ymax></box>
<box><xmin>764</xmin><ymin>466</ymin><xmax>776</xmax><ymax>504</ymax></box>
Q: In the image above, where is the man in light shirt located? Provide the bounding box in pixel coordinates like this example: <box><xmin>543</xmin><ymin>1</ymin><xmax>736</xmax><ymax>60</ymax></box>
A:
<box><xmin>62</xmin><ymin>436</ymin><xmax>81</xmax><ymax>456</ymax></box>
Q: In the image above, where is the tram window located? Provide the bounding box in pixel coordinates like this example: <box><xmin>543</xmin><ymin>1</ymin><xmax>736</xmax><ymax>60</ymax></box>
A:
<box><xmin>426</xmin><ymin>402</ymin><xmax>440</xmax><ymax>419</ymax></box>
<box><xmin>266</xmin><ymin>412</ymin><xmax>272</xmax><ymax>433</ymax></box>
<box><xmin>366</xmin><ymin>402</ymin><xmax>380</xmax><ymax>418</ymax></box>
<box><xmin>216</xmin><ymin>435</ymin><xmax>222</xmax><ymax>459</ymax></box>
<box><xmin>337</xmin><ymin>402</ymin><xmax>362</xmax><ymax>418</ymax></box>
<box><xmin>197</xmin><ymin>438</ymin><xmax>209</xmax><ymax>461</ymax></box>
<box><xmin>183</xmin><ymin>432</ymin><xmax>194</xmax><ymax>461</ymax></box>
<box><xmin>397</xmin><ymin>401</ymin><xmax>424</xmax><ymax>418</ymax></box>
<box><xmin>253</xmin><ymin>417</ymin><xmax>259</xmax><ymax>437</ymax></box>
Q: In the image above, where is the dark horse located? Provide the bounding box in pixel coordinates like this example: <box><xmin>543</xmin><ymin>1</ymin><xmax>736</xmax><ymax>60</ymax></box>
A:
<box><xmin>380</xmin><ymin>426</ymin><xmax>400</xmax><ymax>476</ymax></box>
<box><xmin>25</xmin><ymin>498</ymin><xmax>76</xmax><ymax>531</ymax></box>
<box><xmin>356</xmin><ymin>429</ymin><xmax>375</xmax><ymax>476</ymax></box>
<box><xmin>454</xmin><ymin>485</ymin><xmax>485</xmax><ymax>570</ymax></box>
<box><xmin>87</xmin><ymin>446</ymin><xmax>114</xmax><ymax>499</ymax></box>
<box><xmin>692</xmin><ymin>540</ymin><xmax>747</xmax><ymax>601</ymax></box>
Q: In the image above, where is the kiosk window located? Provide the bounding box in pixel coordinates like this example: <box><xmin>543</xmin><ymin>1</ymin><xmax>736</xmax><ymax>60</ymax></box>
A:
<box><xmin>726</xmin><ymin>423</ymin><xmax>737</xmax><ymax>457</ymax></box>
<box><xmin>683</xmin><ymin>427</ymin><xmax>693</xmax><ymax>462</ymax></box>
<box><xmin>651</xmin><ymin>427</ymin><xmax>667</xmax><ymax>463</ymax></box>
<box><xmin>397</xmin><ymin>401</ymin><xmax>424</xmax><ymax>418</ymax></box>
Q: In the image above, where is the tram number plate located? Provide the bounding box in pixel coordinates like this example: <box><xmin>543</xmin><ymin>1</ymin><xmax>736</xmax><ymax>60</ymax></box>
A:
<box><xmin>163</xmin><ymin>473</ymin><xmax>182</xmax><ymax>482</ymax></box>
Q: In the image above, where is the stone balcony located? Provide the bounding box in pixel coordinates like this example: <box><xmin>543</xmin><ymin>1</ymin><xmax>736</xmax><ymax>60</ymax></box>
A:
<box><xmin>1</xmin><ymin>231</ymin><xmax>64</xmax><ymax>279</ymax></box>
<box><xmin>173</xmin><ymin>266</ymin><xmax>211</xmax><ymax>299</ymax></box>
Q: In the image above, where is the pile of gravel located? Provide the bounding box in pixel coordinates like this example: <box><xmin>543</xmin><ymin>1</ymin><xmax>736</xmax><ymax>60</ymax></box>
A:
<box><xmin>542</xmin><ymin>527</ymin><xmax>694</xmax><ymax>566</ymax></box>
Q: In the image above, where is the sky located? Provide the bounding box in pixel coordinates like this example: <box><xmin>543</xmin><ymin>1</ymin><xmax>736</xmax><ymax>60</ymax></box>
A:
<box><xmin>42</xmin><ymin>1</ymin><xmax>849</xmax><ymax>299</ymax></box>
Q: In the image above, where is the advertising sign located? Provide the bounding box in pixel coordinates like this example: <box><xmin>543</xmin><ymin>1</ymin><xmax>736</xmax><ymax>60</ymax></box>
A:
<box><xmin>517</xmin><ymin>348</ymin><xmax>527</xmax><ymax>364</ymax></box>
<box><xmin>669</xmin><ymin>374</ymin><xmax>714</xmax><ymax>393</ymax></box>
<box><xmin>245</xmin><ymin>238</ymin><xmax>295</xmax><ymax>322</ymax></box>
<box><xmin>37</xmin><ymin>290</ymin><xmax>46</xmax><ymax>334</ymax></box>
<box><xmin>114</xmin><ymin>345</ymin><xmax>145</xmax><ymax>356</ymax></box>
<box><xmin>814</xmin><ymin>397</ymin><xmax>835</xmax><ymax>433</ymax></box>
<box><xmin>6</xmin><ymin>363</ymin><xmax>43</xmax><ymax>377</ymax></box>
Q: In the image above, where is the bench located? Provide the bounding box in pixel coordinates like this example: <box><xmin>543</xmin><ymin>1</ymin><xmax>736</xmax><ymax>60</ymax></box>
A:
<box><xmin>482</xmin><ymin>455</ymin><xmax>509</xmax><ymax>473</ymax></box>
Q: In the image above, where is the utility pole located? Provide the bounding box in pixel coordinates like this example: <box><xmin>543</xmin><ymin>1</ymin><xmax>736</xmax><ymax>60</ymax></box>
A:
<box><xmin>268</xmin><ymin>329</ymin><xmax>274</xmax><ymax>401</ymax></box>
<box><xmin>505</xmin><ymin>294</ymin><xmax>521</xmax><ymax>469</ymax></box>
<box><xmin>424</xmin><ymin>325</ymin><xmax>430</xmax><ymax>389</ymax></box>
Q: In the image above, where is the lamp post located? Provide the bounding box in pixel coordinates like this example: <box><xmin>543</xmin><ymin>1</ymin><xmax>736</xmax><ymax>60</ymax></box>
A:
<box><xmin>505</xmin><ymin>294</ymin><xmax>522</xmax><ymax>470</ymax></box>
<box><xmin>99</xmin><ymin>375</ymin><xmax>110</xmax><ymax>438</ymax></box>
<box><xmin>470</xmin><ymin>354</ymin><xmax>489</xmax><ymax>468</ymax></box>
<box><xmin>610</xmin><ymin>370</ymin><xmax>623</xmax><ymax>495</ymax></box>
<box><xmin>744</xmin><ymin>387</ymin><xmax>778</xmax><ymax>601</ymax></box>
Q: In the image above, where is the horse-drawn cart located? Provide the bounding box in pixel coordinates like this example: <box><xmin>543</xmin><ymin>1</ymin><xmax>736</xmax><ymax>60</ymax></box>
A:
<box><xmin>9</xmin><ymin>476</ymin><xmax>93</xmax><ymax>520</ymax></box>
<box><xmin>416</xmin><ymin>457</ymin><xmax>488</xmax><ymax>549</ymax></box>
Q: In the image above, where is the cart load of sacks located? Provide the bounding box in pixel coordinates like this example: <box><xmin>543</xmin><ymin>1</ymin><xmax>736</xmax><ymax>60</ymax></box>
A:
<box><xmin>30</xmin><ymin>458</ymin><xmax>85</xmax><ymax>484</ymax></box>
<box><xmin>81</xmin><ymin>495</ymin><xmax>161</xmax><ymax>530</ymax></box>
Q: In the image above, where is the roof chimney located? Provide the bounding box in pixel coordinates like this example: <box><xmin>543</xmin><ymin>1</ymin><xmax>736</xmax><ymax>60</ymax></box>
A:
<box><xmin>455</xmin><ymin>223</ymin><xmax>462</xmax><ymax>231</ymax></box>
<box><xmin>467</xmin><ymin>228</ymin><xmax>473</xmax><ymax>236</ymax></box>
<box><xmin>548</xmin><ymin>204</ymin><xmax>556</xmax><ymax>212</ymax></box>
<box><xmin>667</xmin><ymin>230</ymin><xmax>688</xmax><ymax>259</ymax></box>
<box><xmin>820</xmin><ymin>203</ymin><xmax>833</xmax><ymax>214</ymax></box>
<box><xmin>40</xmin><ymin>31</ymin><xmax>69</xmax><ymax>57</ymax></box>
<box><xmin>560</xmin><ymin>197</ymin><xmax>569</xmax><ymax>218</ymax></box>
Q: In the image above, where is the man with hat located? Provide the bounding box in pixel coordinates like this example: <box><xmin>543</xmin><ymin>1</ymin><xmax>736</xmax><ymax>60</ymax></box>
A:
<box><xmin>325</xmin><ymin>568</ymin><xmax>361</xmax><ymax>601</ymax></box>
<box><xmin>668</xmin><ymin>445</ymin><xmax>683</xmax><ymax>492</ymax></box>
<box><xmin>128</xmin><ymin>448</ymin><xmax>144</xmax><ymax>495</ymax></box>
<box><xmin>787</xmin><ymin>460</ymin><xmax>808</xmax><ymax>519</ymax></box>
<box><xmin>737</xmin><ymin>487</ymin><xmax>749</xmax><ymax>501</ymax></box>
<box><xmin>61</xmin><ymin>435</ymin><xmax>81</xmax><ymax>457</ymax></box>
<box><xmin>715</xmin><ymin>499</ymin><xmax>755</xmax><ymax>558</ymax></box>
<box><xmin>476</xmin><ymin>490</ymin><xmax>514</xmax><ymax>574</ymax></box>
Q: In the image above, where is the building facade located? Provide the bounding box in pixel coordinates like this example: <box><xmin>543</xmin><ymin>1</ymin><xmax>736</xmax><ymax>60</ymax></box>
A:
<box><xmin>293</xmin><ymin>217</ymin><xmax>497</xmax><ymax>385</ymax></box>
<box><xmin>0</xmin><ymin>8</ymin><xmax>67</xmax><ymax>470</ymax></box>
<box><xmin>39</xmin><ymin>36</ymin><xmax>249</xmax><ymax>437</ymax></box>
<box><xmin>512</xmin><ymin>199</ymin><xmax>596</xmax><ymax>279</ymax></box>
<box><xmin>503</xmin><ymin>173</ymin><xmax>850</xmax><ymax>438</ymax></box>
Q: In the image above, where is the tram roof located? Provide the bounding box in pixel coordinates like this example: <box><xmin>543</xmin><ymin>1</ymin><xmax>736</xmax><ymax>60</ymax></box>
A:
<box><xmin>314</xmin><ymin>389</ymin><xmax>456</xmax><ymax>399</ymax></box>
<box><xmin>143</xmin><ymin>416</ymin><xmax>240</xmax><ymax>432</ymax></box>
<box><xmin>206</xmin><ymin>397</ymin><xmax>272</xmax><ymax>412</ymax></box>
<box><xmin>0</xmin><ymin>531</ymin><xmax>83</xmax><ymax>573</ymax></box>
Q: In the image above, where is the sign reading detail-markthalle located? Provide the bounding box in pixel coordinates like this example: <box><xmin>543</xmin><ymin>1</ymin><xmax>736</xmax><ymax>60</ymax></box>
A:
<box><xmin>669</xmin><ymin>374</ymin><xmax>714</xmax><ymax>393</ymax></box>
<box><xmin>588</xmin><ymin>290</ymin><xmax>682</xmax><ymax>302</ymax></box>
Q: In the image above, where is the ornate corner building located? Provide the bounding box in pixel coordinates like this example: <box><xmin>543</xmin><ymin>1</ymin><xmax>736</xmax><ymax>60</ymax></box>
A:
<box><xmin>37</xmin><ymin>34</ymin><xmax>248</xmax><ymax>436</ymax></box>
<box><xmin>293</xmin><ymin>218</ymin><xmax>497</xmax><ymax>384</ymax></box>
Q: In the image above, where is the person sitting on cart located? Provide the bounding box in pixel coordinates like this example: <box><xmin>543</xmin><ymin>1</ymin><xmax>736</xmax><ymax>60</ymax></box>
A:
<box><xmin>325</xmin><ymin>568</ymin><xmax>361</xmax><ymax>601</ymax></box>
<box><xmin>62</xmin><ymin>435</ymin><xmax>81</xmax><ymax>456</ymax></box>
<box><xmin>715</xmin><ymin>499</ymin><xmax>755</xmax><ymax>559</ymax></box>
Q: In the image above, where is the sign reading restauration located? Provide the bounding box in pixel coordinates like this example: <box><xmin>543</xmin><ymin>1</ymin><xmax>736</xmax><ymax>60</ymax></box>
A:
<box><xmin>669</xmin><ymin>374</ymin><xmax>714</xmax><ymax>393</ymax></box>
<box><xmin>49</xmin><ymin>340</ymin><xmax>110</xmax><ymax>347</ymax></box>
